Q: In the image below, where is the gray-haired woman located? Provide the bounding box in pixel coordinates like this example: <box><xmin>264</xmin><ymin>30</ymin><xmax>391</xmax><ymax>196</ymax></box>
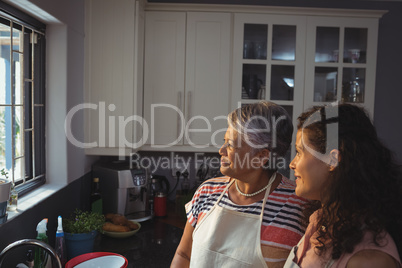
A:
<box><xmin>171</xmin><ymin>101</ymin><xmax>308</xmax><ymax>268</ymax></box>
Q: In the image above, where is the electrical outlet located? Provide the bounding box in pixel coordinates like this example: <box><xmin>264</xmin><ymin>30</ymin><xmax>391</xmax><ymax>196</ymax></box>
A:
<box><xmin>172</xmin><ymin>160</ymin><xmax>190</xmax><ymax>178</ymax></box>
<box><xmin>194</xmin><ymin>153</ymin><xmax>205</xmax><ymax>170</ymax></box>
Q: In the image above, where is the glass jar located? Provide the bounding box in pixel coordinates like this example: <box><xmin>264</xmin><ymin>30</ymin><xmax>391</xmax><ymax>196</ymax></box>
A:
<box><xmin>7</xmin><ymin>184</ymin><xmax>18</xmax><ymax>211</ymax></box>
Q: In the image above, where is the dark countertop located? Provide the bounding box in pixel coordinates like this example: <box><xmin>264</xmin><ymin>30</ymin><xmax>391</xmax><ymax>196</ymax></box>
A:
<box><xmin>94</xmin><ymin>204</ymin><xmax>186</xmax><ymax>268</ymax></box>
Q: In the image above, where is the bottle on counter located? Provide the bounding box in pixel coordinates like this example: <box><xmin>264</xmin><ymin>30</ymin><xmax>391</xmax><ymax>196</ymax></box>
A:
<box><xmin>7</xmin><ymin>183</ymin><xmax>18</xmax><ymax>211</ymax></box>
<box><xmin>154</xmin><ymin>192</ymin><xmax>167</xmax><ymax>217</ymax></box>
<box><xmin>90</xmin><ymin>177</ymin><xmax>103</xmax><ymax>214</ymax></box>
<box><xmin>34</xmin><ymin>218</ymin><xmax>48</xmax><ymax>268</ymax></box>
<box><xmin>55</xmin><ymin>216</ymin><xmax>67</xmax><ymax>267</ymax></box>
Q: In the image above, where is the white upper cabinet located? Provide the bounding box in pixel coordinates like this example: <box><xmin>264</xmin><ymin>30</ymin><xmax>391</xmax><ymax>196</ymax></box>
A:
<box><xmin>143</xmin><ymin>11</ymin><xmax>186</xmax><ymax>147</ymax></box>
<box><xmin>232</xmin><ymin>13</ymin><xmax>307</xmax><ymax>131</ymax></box>
<box><xmin>84</xmin><ymin>0</ymin><xmax>145</xmax><ymax>156</ymax></box>
<box><xmin>304</xmin><ymin>16</ymin><xmax>380</xmax><ymax>117</ymax></box>
<box><xmin>229</xmin><ymin>8</ymin><xmax>383</xmax><ymax>177</ymax></box>
<box><xmin>143</xmin><ymin>11</ymin><xmax>231</xmax><ymax>151</ymax></box>
<box><xmin>232</xmin><ymin>11</ymin><xmax>383</xmax><ymax>119</ymax></box>
<box><xmin>83</xmin><ymin>2</ymin><xmax>384</xmax><ymax>155</ymax></box>
<box><xmin>185</xmin><ymin>12</ymin><xmax>231</xmax><ymax>148</ymax></box>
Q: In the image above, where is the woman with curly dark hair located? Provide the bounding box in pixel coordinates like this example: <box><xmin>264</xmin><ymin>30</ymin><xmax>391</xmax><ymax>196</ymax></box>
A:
<box><xmin>284</xmin><ymin>103</ymin><xmax>402</xmax><ymax>267</ymax></box>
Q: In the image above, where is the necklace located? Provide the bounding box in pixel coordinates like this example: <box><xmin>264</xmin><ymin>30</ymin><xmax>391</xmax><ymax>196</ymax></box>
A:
<box><xmin>235</xmin><ymin>172</ymin><xmax>276</xmax><ymax>197</ymax></box>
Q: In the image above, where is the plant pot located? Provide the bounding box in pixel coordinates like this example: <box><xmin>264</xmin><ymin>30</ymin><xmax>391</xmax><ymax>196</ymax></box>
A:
<box><xmin>0</xmin><ymin>179</ymin><xmax>11</xmax><ymax>223</ymax></box>
<box><xmin>65</xmin><ymin>230</ymin><xmax>98</xmax><ymax>260</ymax></box>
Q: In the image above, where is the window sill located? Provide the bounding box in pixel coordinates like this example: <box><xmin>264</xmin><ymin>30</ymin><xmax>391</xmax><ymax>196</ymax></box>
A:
<box><xmin>6</xmin><ymin>183</ymin><xmax>66</xmax><ymax>221</ymax></box>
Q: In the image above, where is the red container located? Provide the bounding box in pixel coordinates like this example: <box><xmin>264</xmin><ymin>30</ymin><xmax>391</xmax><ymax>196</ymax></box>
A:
<box><xmin>154</xmin><ymin>192</ymin><xmax>167</xmax><ymax>217</ymax></box>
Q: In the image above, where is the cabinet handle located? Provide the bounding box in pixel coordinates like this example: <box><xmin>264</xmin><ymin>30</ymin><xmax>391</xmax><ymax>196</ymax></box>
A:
<box><xmin>177</xmin><ymin>91</ymin><xmax>182</xmax><ymax>137</ymax></box>
<box><xmin>187</xmin><ymin>91</ymin><xmax>192</xmax><ymax>141</ymax></box>
<box><xmin>187</xmin><ymin>91</ymin><xmax>192</xmax><ymax>122</ymax></box>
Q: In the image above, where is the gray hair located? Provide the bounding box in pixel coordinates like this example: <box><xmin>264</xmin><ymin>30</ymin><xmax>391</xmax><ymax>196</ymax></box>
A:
<box><xmin>228</xmin><ymin>101</ymin><xmax>293</xmax><ymax>157</ymax></box>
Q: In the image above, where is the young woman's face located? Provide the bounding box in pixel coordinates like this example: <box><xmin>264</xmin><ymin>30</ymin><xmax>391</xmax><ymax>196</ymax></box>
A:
<box><xmin>289</xmin><ymin>130</ymin><xmax>331</xmax><ymax>201</ymax></box>
<box><xmin>219</xmin><ymin>126</ymin><xmax>261</xmax><ymax>179</ymax></box>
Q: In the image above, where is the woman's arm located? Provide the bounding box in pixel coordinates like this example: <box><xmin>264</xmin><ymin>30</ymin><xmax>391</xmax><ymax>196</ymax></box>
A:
<box><xmin>346</xmin><ymin>249</ymin><xmax>399</xmax><ymax>268</ymax></box>
<box><xmin>170</xmin><ymin>221</ymin><xmax>195</xmax><ymax>268</ymax></box>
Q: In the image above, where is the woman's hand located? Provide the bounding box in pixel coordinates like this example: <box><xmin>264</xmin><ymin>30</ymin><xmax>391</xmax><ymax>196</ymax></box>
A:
<box><xmin>171</xmin><ymin>221</ymin><xmax>195</xmax><ymax>268</ymax></box>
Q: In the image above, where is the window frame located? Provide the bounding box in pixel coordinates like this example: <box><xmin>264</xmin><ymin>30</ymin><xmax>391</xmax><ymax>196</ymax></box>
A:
<box><xmin>0</xmin><ymin>1</ymin><xmax>46</xmax><ymax>196</ymax></box>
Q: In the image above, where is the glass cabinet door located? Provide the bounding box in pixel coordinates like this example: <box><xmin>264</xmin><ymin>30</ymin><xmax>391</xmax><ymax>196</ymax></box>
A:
<box><xmin>232</xmin><ymin>13</ymin><xmax>306</xmax><ymax>178</ymax></box>
<box><xmin>233</xmin><ymin>13</ymin><xmax>306</xmax><ymax>107</ymax></box>
<box><xmin>239</xmin><ymin>22</ymin><xmax>300</xmax><ymax>102</ymax></box>
<box><xmin>313</xmin><ymin>26</ymin><xmax>367</xmax><ymax>103</ymax></box>
<box><xmin>241</xmin><ymin>23</ymin><xmax>268</xmax><ymax>100</ymax></box>
<box><xmin>305</xmin><ymin>17</ymin><xmax>379</xmax><ymax>116</ymax></box>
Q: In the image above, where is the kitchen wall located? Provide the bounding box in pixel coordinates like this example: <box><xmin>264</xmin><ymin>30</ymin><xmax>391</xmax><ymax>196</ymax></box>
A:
<box><xmin>96</xmin><ymin>151</ymin><xmax>222</xmax><ymax>201</ymax></box>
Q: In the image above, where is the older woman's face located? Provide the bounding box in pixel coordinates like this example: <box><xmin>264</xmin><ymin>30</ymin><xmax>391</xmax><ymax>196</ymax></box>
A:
<box><xmin>289</xmin><ymin>130</ymin><xmax>331</xmax><ymax>201</ymax></box>
<box><xmin>219</xmin><ymin>126</ymin><xmax>261</xmax><ymax>179</ymax></box>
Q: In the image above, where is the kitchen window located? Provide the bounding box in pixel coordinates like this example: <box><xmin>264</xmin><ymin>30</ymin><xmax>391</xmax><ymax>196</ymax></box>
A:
<box><xmin>0</xmin><ymin>2</ymin><xmax>46</xmax><ymax>195</ymax></box>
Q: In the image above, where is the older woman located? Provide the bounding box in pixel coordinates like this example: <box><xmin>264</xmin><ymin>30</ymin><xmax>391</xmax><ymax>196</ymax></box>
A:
<box><xmin>285</xmin><ymin>103</ymin><xmax>402</xmax><ymax>267</ymax></box>
<box><xmin>171</xmin><ymin>101</ymin><xmax>308</xmax><ymax>268</ymax></box>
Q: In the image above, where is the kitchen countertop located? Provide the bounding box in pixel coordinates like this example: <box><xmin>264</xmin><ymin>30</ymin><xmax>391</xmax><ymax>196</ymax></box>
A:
<box><xmin>94</xmin><ymin>202</ymin><xmax>186</xmax><ymax>268</ymax></box>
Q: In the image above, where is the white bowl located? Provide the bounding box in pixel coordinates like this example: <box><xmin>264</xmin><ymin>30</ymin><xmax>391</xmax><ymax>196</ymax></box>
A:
<box><xmin>74</xmin><ymin>255</ymin><xmax>126</xmax><ymax>268</ymax></box>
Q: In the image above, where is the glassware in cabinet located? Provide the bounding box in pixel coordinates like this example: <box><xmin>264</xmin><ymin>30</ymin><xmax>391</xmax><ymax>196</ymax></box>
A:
<box><xmin>313</xmin><ymin>67</ymin><xmax>338</xmax><ymax>102</ymax></box>
<box><xmin>270</xmin><ymin>65</ymin><xmax>295</xmax><ymax>101</ymax></box>
<box><xmin>342</xmin><ymin>68</ymin><xmax>365</xmax><ymax>103</ymax></box>
<box><xmin>315</xmin><ymin>27</ymin><xmax>340</xmax><ymax>63</ymax></box>
<box><xmin>242</xmin><ymin>64</ymin><xmax>266</xmax><ymax>100</ymax></box>
<box><xmin>306</xmin><ymin>17</ymin><xmax>374</xmax><ymax>109</ymax></box>
<box><xmin>243</xmin><ymin>24</ymin><xmax>267</xmax><ymax>60</ymax></box>
<box><xmin>272</xmin><ymin>25</ymin><xmax>296</xmax><ymax>61</ymax></box>
<box><xmin>240</xmin><ymin>21</ymin><xmax>298</xmax><ymax>101</ymax></box>
<box><xmin>344</xmin><ymin>28</ymin><xmax>367</xmax><ymax>64</ymax></box>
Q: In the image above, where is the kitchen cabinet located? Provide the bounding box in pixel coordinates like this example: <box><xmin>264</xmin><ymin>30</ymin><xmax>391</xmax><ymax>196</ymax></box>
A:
<box><xmin>232</xmin><ymin>13</ymin><xmax>307</xmax><ymax>165</ymax></box>
<box><xmin>142</xmin><ymin>11</ymin><xmax>231</xmax><ymax>151</ymax></box>
<box><xmin>232</xmin><ymin>9</ymin><xmax>384</xmax><ymax>116</ymax></box>
<box><xmin>83</xmin><ymin>2</ymin><xmax>384</xmax><ymax>156</ymax></box>
<box><xmin>231</xmin><ymin>9</ymin><xmax>384</xmax><ymax>177</ymax></box>
<box><xmin>304</xmin><ymin>16</ymin><xmax>380</xmax><ymax>116</ymax></box>
<box><xmin>84</xmin><ymin>0</ymin><xmax>145</xmax><ymax>156</ymax></box>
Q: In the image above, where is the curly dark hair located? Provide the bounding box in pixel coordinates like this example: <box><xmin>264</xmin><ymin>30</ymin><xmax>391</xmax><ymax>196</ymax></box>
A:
<box><xmin>297</xmin><ymin>103</ymin><xmax>402</xmax><ymax>260</ymax></box>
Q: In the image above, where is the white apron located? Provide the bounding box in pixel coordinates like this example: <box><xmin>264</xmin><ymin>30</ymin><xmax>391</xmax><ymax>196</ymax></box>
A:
<box><xmin>189</xmin><ymin>179</ymin><xmax>272</xmax><ymax>268</ymax></box>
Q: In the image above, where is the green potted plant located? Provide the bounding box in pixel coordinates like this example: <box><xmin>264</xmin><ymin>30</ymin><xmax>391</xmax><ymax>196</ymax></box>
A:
<box><xmin>63</xmin><ymin>209</ymin><xmax>105</xmax><ymax>260</ymax></box>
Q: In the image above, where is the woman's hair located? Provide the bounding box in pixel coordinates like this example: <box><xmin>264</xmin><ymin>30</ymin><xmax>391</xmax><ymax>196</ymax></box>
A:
<box><xmin>227</xmin><ymin>101</ymin><xmax>293</xmax><ymax>169</ymax></box>
<box><xmin>298</xmin><ymin>103</ymin><xmax>402</xmax><ymax>259</ymax></box>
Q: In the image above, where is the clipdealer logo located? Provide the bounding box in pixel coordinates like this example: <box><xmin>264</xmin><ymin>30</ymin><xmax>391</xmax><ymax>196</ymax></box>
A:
<box><xmin>64</xmin><ymin>102</ymin><xmax>227</xmax><ymax>153</ymax></box>
<box><xmin>64</xmin><ymin>101</ymin><xmax>290</xmax><ymax>153</ymax></box>
<box><xmin>129</xmin><ymin>152</ymin><xmax>221</xmax><ymax>174</ymax></box>
<box><xmin>64</xmin><ymin>101</ymin><xmax>293</xmax><ymax>172</ymax></box>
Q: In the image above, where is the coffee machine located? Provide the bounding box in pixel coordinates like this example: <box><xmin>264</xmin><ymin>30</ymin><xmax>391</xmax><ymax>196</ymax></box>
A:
<box><xmin>92</xmin><ymin>161</ymin><xmax>152</xmax><ymax>222</ymax></box>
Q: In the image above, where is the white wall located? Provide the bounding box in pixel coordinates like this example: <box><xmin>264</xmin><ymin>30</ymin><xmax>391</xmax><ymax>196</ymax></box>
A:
<box><xmin>5</xmin><ymin>0</ymin><xmax>98</xmax><ymax>184</ymax></box>
<box><xmin>46</xmin><ymin>24</ymin><xmax>68</xmax><ymax>184</ymax></box>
